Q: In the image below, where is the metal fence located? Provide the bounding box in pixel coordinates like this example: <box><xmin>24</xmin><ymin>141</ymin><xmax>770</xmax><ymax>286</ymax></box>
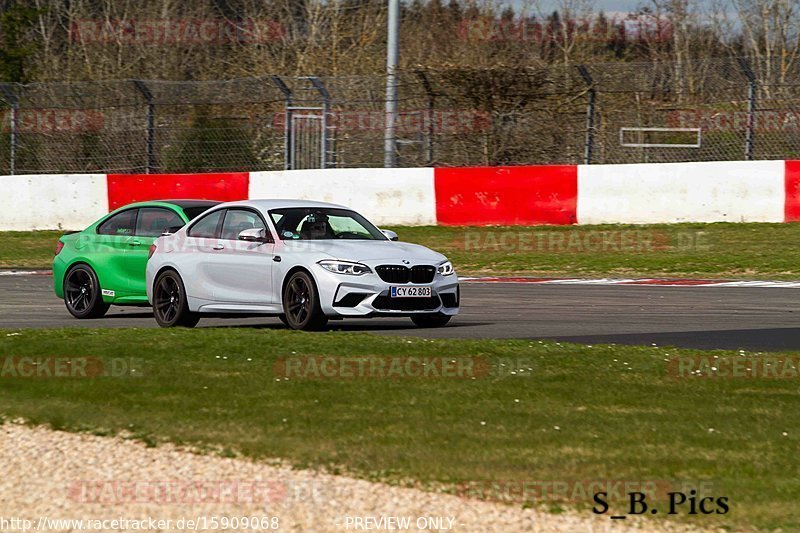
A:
<box><xmin>0</xmin><ymin>57</ymin><xmax>799</xmax><ymax>174</ymax></box>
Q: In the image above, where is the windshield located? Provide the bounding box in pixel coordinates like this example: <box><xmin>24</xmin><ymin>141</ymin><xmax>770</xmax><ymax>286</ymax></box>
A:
<box><xmin>269</xmin><ymin>208</ymin><xmax>386</xmax><ymax>241</ymax></box>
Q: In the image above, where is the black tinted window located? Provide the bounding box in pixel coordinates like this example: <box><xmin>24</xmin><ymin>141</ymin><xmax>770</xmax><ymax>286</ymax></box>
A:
<box><xmin>183</xmin><ymin>206</ymin><xmax>215</xmax><ymax>220</ymax></box>
<box><xmin>136</xmin><ymin>208</ymin><xmax>184</xmax><ymax>237</ymax></box>
<box><xmin>97</xmin><ymin>209</ymin><xmax>137</xmax><ymax>236</ymax></box>
<box><xmin>187</xmin><ymin>210</ymin><xmax>223</xmax><ymax>238</ymax></box>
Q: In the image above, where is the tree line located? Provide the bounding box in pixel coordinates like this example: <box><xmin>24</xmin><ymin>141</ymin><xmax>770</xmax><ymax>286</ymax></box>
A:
<box><xmin>0</xmin><ymin>0</ymin><xmax>796</xmax><ymax>84</ymax></box>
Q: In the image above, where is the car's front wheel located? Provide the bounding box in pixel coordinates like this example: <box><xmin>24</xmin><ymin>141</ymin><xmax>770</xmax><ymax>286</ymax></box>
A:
<box><xmin>411</xmin><ymin>313</ymin><xmax>451</xmax><ymax>328</ymax></box>
<box><xmin>64</xmin><ymin>264</ymin><xmax>110</xmax><ymax>319</ymax></box>
<box><xmin>152</xmin><ymin>270</ymin><xmax>200</xmax><ymax>328</ymax></box>
<box><xmin>282</xmin><ymin>271</ymin><xmax>328</xmax><ymax>331</ymax></box>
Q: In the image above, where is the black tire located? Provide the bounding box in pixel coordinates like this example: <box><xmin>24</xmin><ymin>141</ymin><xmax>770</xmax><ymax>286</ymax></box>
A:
<box><xmin>152</xmin><ymin>270</ymin><xmax>200</xmax><ymax>328</ymax></box>
<box><xmin>277</xmin><ymin>314</ymin><xmax>290</xmax><ymax>327</ymax></box>
<box><xmin>282</xmin><ymin>271</ymin><xmax>328</xmax><ymax>331</ymax></box>
<box><xmin>63</xmin><ymin>264</ymin><xmax>110</xmax><ymax>319</ymax></box>
<box><xmin>411</xmin><ymin>313</ymin><xmax>451</xmax><ymax>328</ymax></box>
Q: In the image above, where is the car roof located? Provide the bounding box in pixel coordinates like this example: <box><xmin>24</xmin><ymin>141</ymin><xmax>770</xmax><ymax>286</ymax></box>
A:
<box><xmin>160</xmin><ymin>199</ymin><xmax>223</xmax><ymax>209</ymax></box>
<box><xmin>115</xmin><ymin>199</ymin><xmax>222</xmax><ymax>210</ymax></box>
<box><xmin>219</xmin><ymin>199</ymin><xmax>349</xmax><ymax>210</ymax></box>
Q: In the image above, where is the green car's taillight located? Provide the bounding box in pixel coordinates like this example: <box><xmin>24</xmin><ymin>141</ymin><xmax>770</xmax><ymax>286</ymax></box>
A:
<box><xmin>55</xmin><ymin>241</ymin><xmax>64</xmax><ymax>255</ymax></box>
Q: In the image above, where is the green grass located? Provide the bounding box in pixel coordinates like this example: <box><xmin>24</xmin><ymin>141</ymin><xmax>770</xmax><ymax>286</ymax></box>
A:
<box><xmin>0</xmin><ymin>230</ymin><xmax>62</xmax><ymax>268</ymax></box>
<box><xmin>6</xmin><ymin>223</ymin><xmax>800</xmax><ymax>279</ymax></box>
<box><xmin>389</xmin><ymin>223</ymin><xmax>800</xmax><ymax>280</ymax></box>
<box><xmin>0</xmin><ymin>328</ymin><xmax>798</xmax><ymax>530</ymax></box>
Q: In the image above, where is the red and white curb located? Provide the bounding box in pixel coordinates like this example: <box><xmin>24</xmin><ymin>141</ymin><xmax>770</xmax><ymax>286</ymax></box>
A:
<box><xmin>460</xmin><ymin>277</ymin><xmax>800</xmax><ymax>288</ymax></box>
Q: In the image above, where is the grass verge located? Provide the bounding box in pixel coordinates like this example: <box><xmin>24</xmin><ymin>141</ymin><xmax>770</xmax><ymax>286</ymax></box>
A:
<box><xmin>4</xmin><ymin>223</ymin><xmax>800</xmax><ymax>279</ymax></box>
<box><xmin>0</xmin><ymin>327</ymin><xmax>797</xmax><ymax>530</ymax></box>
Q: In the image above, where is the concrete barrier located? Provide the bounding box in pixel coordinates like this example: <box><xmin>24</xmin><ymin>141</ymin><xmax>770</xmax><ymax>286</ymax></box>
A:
<box><xmin>1</xmin><ymin>161</ymin><xmax>798</xmax><ymax>230</ymax></box>
<box><xmin>434</xmin><ymin>166</ymin><xmax>577</xmax><ymax>226</ymax></box>
<box><xmin>577</xmin><ymin>161</ymin><xmax>786</xmax><ymax>224</ymax></box>
<box><xmin>249</xmin><ymin>168</ymin><xmax>436</xmax><ymax>226</ymax></box>
<box><xmin>3</xmin><ymin>174</ymin><xmax>107</xmax><ymax>231</ymax></box>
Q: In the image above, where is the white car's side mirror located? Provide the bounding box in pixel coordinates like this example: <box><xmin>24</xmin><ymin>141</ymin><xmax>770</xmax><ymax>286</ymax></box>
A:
<box><xmin>238</xmin><ymin>228</ymin><xmax>270</xmax><ymax>243</ymax></box>
<box><xmin>381</xmin><ymin>229</ymin><xmax>399</xmax><ymax>241</ymax></box>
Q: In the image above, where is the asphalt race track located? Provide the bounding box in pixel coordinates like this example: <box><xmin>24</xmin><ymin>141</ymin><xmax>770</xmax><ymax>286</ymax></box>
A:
<box><xmin>2</xmin><ymin>274</ymin><xmax>799</xmax><ymax>352</ymax></box>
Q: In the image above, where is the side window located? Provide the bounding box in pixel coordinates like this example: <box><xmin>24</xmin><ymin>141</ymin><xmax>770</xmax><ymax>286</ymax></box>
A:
<box><xmin>97</xmin><ymin>209</ymin><xmax>137</xmax><ymax>236</ymax></box>
<box><xmin>221</xmin><ymin>209</ymin><xmax>267</xmax><ymax>241</ymax></box>
<box><xmin>187</xmin><ymin>209</ymin><xmax>224</xmax><ymax>238</ymax></box>
<box><xmin>135</xmin><ymin>207</ymin><xmax>184</xmax><ymax>237</ymax></box>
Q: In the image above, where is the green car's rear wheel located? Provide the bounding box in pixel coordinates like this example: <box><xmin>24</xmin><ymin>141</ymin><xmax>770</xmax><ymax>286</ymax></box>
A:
<box><xmin>64</xmin><ymin>265</ymin><xmax>110</xmax><ymax>319</ymax></box>
<box><xmin>153</xmin><ymin>270</ymin><xmax>200</xmax><ymax>328</ymax></box>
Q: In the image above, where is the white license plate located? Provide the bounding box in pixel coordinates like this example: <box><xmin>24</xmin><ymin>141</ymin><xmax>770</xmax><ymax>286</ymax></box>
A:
<box><xmin>390</xmin><ymin>286</ymin><xmax>432</xmax><ymax>298</ymax></box>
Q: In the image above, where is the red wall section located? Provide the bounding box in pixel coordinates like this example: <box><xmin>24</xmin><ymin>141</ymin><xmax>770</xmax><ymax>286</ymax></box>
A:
<box><xmin>785</xmin><ymin>161</ymin><xmax>800</xmax><ymax>222</ymax></box>
<box><xmin>434</xmin><ymin>166</ymin><xmax>578</xmax><ymax>225</ymax></box>
<box><xmin>107</xmin><ymin>173</ymin><xmax>249</xmax><ymax>210</ymax></box>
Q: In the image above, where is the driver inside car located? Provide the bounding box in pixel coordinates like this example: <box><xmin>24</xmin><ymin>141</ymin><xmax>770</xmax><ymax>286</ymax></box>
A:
<box><xmin>299</xmin><ymin>213</ymin><xmax>335</xmax><ymax>239</ymax></box>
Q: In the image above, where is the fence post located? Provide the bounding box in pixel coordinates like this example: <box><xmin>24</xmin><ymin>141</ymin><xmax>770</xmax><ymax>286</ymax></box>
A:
<box><xmin>133</xmin><ymin>80</ymin><xmax>155</xmax><ymax>173</ymax></box>
<box><xmin>415</xmin><ymin>71</ymin><xmax>435</xmax><ymax>166</ymax></box>
<box><xmin>577</xmin><ymin>65</ymin><xmax>596</xmax><ymax>165</ymax></box>
<box><xmin>271</xmin><ymin>75</ymin><xmax>293</xmax><ymax>170</ymax></box>
<box><xmin>738</xmin><ymin>57</ymin><xmax>757</xmax><ymax>161</ymax></box>
<box><xmin>308</xmin><ymin>77</ymin><xmax>332</xmax><ymax>169</ymax></box>
<box><xmin>0</xmin><ymin>84</ymin><xmax>18</xmax><ymax>175</ymax></box>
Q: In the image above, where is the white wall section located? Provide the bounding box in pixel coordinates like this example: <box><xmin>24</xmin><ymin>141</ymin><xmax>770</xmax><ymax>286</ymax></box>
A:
<box><xmin>577</xmin><ymin>161</ymin><xmax>786</xmax><ymax>224</ymax></box>
<box><xmin>249</xmin><ymin>168</ymin><xmax>437</xmax><ymax>226</ymax></box>
<box><xmin>2</xmin><ymin>174</ymin><xmax>108</xmax><ymax>231</ymax></box>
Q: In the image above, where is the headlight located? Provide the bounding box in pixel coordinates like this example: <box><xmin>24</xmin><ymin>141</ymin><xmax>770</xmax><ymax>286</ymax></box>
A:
<box><xmin>437</xmin><ymin>261</ymin><xmax>455</xmax><ymax>276</ymax></box>
<box><xmin>318</xmin><ymin>260</ymin><xmax>372</xmax><ymax>276</ymax></box>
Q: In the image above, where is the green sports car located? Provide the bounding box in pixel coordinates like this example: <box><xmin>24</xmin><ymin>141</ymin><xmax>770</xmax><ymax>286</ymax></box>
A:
<box><xmin>54</xmin><ymin>199</ymin><xmax>220</xmax><ymax>318</ymax></box>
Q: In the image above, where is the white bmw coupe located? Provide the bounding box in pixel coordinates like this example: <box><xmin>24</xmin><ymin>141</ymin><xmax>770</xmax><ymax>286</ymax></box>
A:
<box><xmin>145</xmin><ymin>199</ymin><xmax>459</xmax><ymax>330</ymax></box>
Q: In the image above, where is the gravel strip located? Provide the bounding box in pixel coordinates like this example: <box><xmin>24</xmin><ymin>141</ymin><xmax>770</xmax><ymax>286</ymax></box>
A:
<box><xmin>0</xmin><ymin>423</ymin><xmax>707</xmax><ymax>532</ymax></box>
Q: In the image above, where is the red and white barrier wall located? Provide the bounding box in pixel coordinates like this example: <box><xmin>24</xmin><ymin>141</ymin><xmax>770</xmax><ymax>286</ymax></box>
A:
<box><xmin>2</xmin><ymin>160</ymin><xmax>800</xmax><ymax>230</ymax></box>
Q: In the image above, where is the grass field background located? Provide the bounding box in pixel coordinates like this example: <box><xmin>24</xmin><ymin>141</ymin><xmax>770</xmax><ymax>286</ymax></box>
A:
<box><xmin>3</xmin><ymin>223</ymin><xmax>800</xmax><ymax>530</ymax></box>
<box><xmin>0</xmin><ymin>328</ymin><xmax>797</xmax><ymax>530</ymax></box>
<box><xmin>4</xmin><ymin>223</ymin><xmax>800</xmax><ymax>279</ymax></box>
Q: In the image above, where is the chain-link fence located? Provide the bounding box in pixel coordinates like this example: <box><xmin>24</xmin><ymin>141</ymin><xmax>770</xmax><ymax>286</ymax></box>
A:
<box><xmin>0</xmin><ymin>57</ymin><xmax>798</xmax><ymax>174</ymax></box>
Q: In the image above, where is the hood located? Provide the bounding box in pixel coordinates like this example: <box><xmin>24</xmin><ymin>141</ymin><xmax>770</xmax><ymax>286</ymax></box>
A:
<box><xmin>280</xmin><ymin>239</ymin><xmax>447</xmax><ymax>264</ymax></box>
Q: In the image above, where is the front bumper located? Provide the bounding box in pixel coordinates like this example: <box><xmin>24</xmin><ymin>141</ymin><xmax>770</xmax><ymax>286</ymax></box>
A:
<box><xmin>312</xmin><ymin>265</ymin><xmax>460</xmax><ymax>317</ymax></box>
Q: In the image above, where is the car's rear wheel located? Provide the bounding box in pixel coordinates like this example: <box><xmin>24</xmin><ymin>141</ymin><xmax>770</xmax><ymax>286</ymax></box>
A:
<box><xmin>153</xmin><ymin>270</ymin><xmax>200</xmax><ymax>328</ymax></box>
<box><xmin>64</xmin><ymin>265</ymin><xmax>110</xmax><ymax>319</ymax></box>
<box><xmin>411</xmin><ymin>313</ymin><xmax>451</xmax><ymax>328</ymax></box>
<box><xmin>282</xmin><ymin>271</ymin><xmax>328</xmax><ymax>331</ymax></box>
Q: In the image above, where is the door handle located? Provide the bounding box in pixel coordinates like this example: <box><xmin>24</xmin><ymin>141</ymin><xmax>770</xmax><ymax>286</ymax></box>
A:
<box><xmin>128</xmin><ymin>241</ymin><xmax>141</xmax><ymax>247</ymax></box>
<box><xmin>213</xmin><ymin>244</ymin><xmax>224</xmax><ymax>250</ymax></box>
